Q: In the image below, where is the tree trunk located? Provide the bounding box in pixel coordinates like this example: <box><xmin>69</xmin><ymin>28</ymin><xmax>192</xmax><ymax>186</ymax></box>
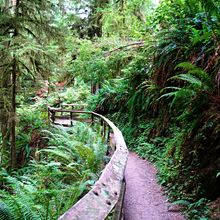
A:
<box><xmin>88</xmin><ymin>0</ymin><xmax>109</xmax><ymax>38</ymax></box>
<box><xmin>9</xmin><ymin>0</ymin><xmax>19</xmax><ymax>168</ymax></box>
<box><xmin>0</xmin><ymin>72</ymin><xmax>10</xmax><ymax>164</ymax></box>
<box><xmin>10</xmin><ymin>58</ymin><xmax>17</xmax><ymax>168</ymax></box>
<box><xmin>58</xmin><ymin>0</ymin><xmax>66</xmax><ymax>15</ymax></box>
<box><xmin>0</xmin><ymin>0</ymin><xmax>11</xmax><ymax>164</ymax></box>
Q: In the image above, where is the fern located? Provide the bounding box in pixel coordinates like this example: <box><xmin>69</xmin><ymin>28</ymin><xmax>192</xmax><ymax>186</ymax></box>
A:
<box><xmin>0</xmin><ymin>190</ymin><xmax>42</xmax><ymax>220</ymax></box>
<box><xmin>0</xmin><ymin>203</ymin><xmax>13</xmax><ymax>220</ymax></box>
<box><xmin>159</xmin><ymin>87</ymin><xmax>195</xmax><ymax>110</ymax></box>
<box><xmin>171</xmin><ymin>74</ymin><xmax>203</xmax><ymax>88</ymax></box>
<box><xmin>0</xmin><ymin>121</ymin><xmax>107</xmax><ymax>220</ymax></box>
<box><xmin>159</xmin><ymin>62</ymin><xmax>213</xmax><ymax>110</ymax></box>
<box><xmin>175</xmin><ymin>62</ymin><xmax>212</xmax><ymax>87</ymax></box>
<box><xmin>171</xmin><ymin>199</ymin><xmax>191</xmax><ymax>207</ymax></box>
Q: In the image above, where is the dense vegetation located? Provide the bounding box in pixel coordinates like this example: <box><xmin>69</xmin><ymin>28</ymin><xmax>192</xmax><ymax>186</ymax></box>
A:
<box><xmin>0</xmin><ymin>0</ymin><xmax>220</xmax><ymax>219</ymax></box>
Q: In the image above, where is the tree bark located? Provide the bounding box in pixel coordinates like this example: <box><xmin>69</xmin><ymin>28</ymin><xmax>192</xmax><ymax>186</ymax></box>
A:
<box><xmin>88</xmin><ymin>0</ymin><xmax>109</xmax><ymax>38</ymax></box>
<box><xmin>0</xmin><ymin>72</ymin><xmax>10</xmax><ymax>164</ymax></box>
<box><xmin>10</xmin><ymin>58</ymin><xmax>17</xmax><ymax>168</ymax></box>
<box><xmin>9</xmin><ymin>0</ymin><xmax>19</xmax><ymax>168</ymax></box>
<box><xmin>0</xmin><ymin>0</ymin><xmax>11</xmax><ymax>164</ymax></box>
<box><xmin>58</xmin><ymin>0</ymin><xmax>66</xmax><ymax>16</ymax></box>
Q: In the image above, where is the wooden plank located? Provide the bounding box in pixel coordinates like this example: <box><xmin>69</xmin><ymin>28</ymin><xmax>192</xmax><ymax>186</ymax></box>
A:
<box><xmin>61</xmin><ymin>103</ymin><xmax>87</xmax><ymax>106</ymax></box>
<box><xmin>48</xmin><ymin>106</ymin><xmax>62</xmax><ymax>111</ymax></box>
<box><xmin>61</xmin><ymin>103</ymin><xmax>87</xmax><ymax>108</ymax></box>
<box><xmin>55</xmin><ymin>115</ymin><xmax>71</xmax><ymax>119</ymax></box>
<box><xmin>50</xmin><ymin>109</ymin><xmax>92</xmax><ymax>114</ymax></box>
<box><xmin>74</xmin><ymin>118</ymin><xmax>92</xmax><ymax>123</ymax></box>
<box><xmin>112</xmin><ymin>179</ymin><xmax>126</xmax><ymax>220</ymax></box>
<box><xmin>54</xmin><ymin>119</ymin><xmax>71</xmax><ymax>126</ymax></box>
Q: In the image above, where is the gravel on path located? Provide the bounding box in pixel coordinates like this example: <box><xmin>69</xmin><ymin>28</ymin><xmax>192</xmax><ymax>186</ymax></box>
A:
<box><xmin>123</xmin><ymin>152</ymin><xmax>186</xmax><ymax>220</ymax></box>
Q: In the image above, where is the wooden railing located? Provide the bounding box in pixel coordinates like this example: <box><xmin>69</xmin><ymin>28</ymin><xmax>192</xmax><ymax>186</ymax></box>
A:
<box><xmin>48</xmin><ymin>104</ymin><xmax>128</xmax><ymax>220</ymax></box>
<box><xmin>48</xmin><ymin>104</ymin><xmax>91</xmax><ymax>126</ymax></box>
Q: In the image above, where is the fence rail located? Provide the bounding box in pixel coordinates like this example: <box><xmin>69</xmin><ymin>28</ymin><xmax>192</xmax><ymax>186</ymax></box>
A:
<box><xmin>48</xmin><ymin>105</ymin><xmax>128</xmax><ymax>220</ymax></box>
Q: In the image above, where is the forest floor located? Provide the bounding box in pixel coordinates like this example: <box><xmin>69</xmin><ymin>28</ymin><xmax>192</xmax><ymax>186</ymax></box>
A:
<box><xmin>123</xmin><ymin>152</ymin><xmax>186</xmax><ymax>220</ymax></box>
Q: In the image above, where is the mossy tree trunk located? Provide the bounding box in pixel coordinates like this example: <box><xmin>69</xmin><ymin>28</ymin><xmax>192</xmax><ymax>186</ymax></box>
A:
<box><xmin>0</xmin><ymin>0</ymin><xmax>11</xmax><ymax>165</ymax></box>
<box><xmin>10</xmin><ymin>58</ymin><xmax>17</xmax><ymax>168</ymax></box>
<box><xmin>0</xmin><ymin>71</ymin><xmax>10</xmax><ymax>164</ymax></box>
<box><xmin>88</xmin><ymin>0</ymin><xmax>109</xmax><ymax>38</ymax></box>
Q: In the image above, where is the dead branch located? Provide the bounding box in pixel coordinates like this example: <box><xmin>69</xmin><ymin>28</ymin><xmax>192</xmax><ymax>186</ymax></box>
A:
<box><xmin>104</xmin><ymin>41</ymin><xmax>145</xmax><ymax>56</ymax></box>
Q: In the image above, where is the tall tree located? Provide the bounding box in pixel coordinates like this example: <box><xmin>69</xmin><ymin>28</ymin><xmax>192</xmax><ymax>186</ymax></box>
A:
<box><xmin>0</xmin><ymin>0</ymin><xmax>58</xmax><ymax>168</ymax></box>
<box><xmin>87</xmin><ymin>0</ymin><xmax>109</xmax><ymax>38</ymax></box>
<box><xmin>0</xmin><ymin>0</ymin><xmax>12</xmax><ymax>165</ymax></box>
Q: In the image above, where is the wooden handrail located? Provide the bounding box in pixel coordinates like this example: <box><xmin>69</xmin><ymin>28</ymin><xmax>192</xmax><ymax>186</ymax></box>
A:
<box><xmin>61</xmin><ymin>103</ymin><xmax>88</xmax><ymax>107</ymax></box>
<box><xmin>48</xmin><ymin>106</ymin><xmax>128</xmax><ymax>220</ymax></box>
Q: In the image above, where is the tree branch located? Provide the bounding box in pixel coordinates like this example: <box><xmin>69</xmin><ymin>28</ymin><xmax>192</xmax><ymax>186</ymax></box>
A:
<box><xmin>104</xmin><ymin>41</ymin><xmax>144</xmax><ymax>56</ymax></box>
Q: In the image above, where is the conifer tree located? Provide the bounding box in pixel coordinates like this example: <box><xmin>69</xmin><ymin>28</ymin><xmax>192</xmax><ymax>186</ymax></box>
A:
<box><xmin>0</xmin><ymin>0</ymin><xmax>59</xmax><ymax>168</ymax></box>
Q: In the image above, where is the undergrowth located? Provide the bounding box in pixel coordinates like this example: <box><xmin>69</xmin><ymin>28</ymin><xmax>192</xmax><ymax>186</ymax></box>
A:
<box><xmin>84</xmin><ymin>2</ymin><xmax>220</xmax><ymax>218</ymax></box>
<box><xmin>0</xmin><ymin>123</ymin><xmax>107</xmax><ymax>220</ymax></box>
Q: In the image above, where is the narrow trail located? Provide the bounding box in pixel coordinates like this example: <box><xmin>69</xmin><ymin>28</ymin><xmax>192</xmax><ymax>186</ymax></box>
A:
<box><xmin>124</xmin><ymin>152</ymin><xmax>185</xmax><ymax>220</ymax></box>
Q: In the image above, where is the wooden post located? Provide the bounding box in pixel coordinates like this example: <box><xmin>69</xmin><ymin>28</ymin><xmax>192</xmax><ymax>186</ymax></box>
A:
<box><xmin>100</xmin><ymin>118</ymin><xmax>103</xmax><ymax>136</ymax></box>
<box><xmin>106</xmin><ymin>125</ymin><xmax>111</xmax><ymax>144</ymax></box>
<box><xmin>48</xmin><ymin>107</ymin><xmax>50</xmax><ymax>121</ymax></box>
<box><xmin>107</xmin><ymin>125</ymin><xmax>110</xmax><ymax>141</ymax></box>
<box><xmin>51</xmin><ymin>110</ymin><xmax>55</xmax><ymax>123</ymax></box>
<box><xmin>70</xmin><ymin>112</ymin><xmax>73</xmax><ymax>126</ymax></box>
<box><xmin>91</xmin><ymin>113</ymin><xmax>94</xmax><ymax>126</ymax></box>
<box><xmin>103</xmin><ymin>122</ymin><xmax>106</xmax><ymax>140</ymax></box>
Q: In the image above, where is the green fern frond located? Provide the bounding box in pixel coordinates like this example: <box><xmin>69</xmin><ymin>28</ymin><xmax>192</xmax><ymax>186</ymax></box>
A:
<box><xmin>40</xmin><ymin>148</ymin><xmax>72</xmax><ymax>163</ymax></box>
<box><xmin>175</xmin><ymin>62</ymin><xmax>213</xmax><ymax>88</ymax></box>
<box><xmin>171</xmin><ymin>74</ymin><xmax>202</xmax><ymax>87</ymax></box>
<box><xmin>175</xmin><ymin>62</ymin><xmax>196</xmax><ymax>70</ymax></box>
<box><xmin>171</xmin><ymin>199</ymin><xmax>191</xmax><ymax>207</ymax></box>
<box><xmin>0</xmin><ymin>203</ymin><xmax>14</xmax><ymax>220</ymax></box>
<box><xmin>159</xmin><ymin>86</ymin><xmax>195</xmax><ymax>110</ymax></box>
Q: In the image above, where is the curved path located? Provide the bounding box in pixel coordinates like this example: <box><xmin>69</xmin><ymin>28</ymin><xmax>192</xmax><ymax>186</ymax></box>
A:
<box><xmin>124</xmin><ymin>152</ymin><xmax>185</xmax><ymax>220</ymax></box>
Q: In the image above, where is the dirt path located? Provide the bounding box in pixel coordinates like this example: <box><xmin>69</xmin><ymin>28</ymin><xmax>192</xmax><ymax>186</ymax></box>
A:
<box><xmin>123</xmin><ymin>152</ymin><xmax>186</xmax><ymax>220</ymax></box>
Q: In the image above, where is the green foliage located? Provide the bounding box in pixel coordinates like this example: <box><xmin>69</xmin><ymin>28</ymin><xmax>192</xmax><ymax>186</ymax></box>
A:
<box><xmin>17</xmin><ymin>106</ymin><xmax>48</xmax><ymax>130</ymax></box>
<box><xmin>47</xmin><ymin>83</ymin><xmax>90</xmax><ymax>107</ymax></box>
<box><xmin>0</xmin><ymin>122</ymin><xmax>107</xmax><ymax>219</ymax></box>
<box><xmin>171</xmin><ymin>198</ymin><xmax>210</xmax><ymax>219</ymax></box>
<box><xmin>1</xmin><ymin>0</ymin><xmax>220</xmax><ymax>219</ymax></box>
<box><xmin>101</xmin><ymin>0</ymin><xmax>153</xmax><ymax>39</ymax></box>
<box><xmin>0</xmin><ymin>0</ymin><xmax>59</xmax><ymax>80</ymax></box>
<box><xmin>0</xmin><ymin>0</ymin><xmax>64</xmax><ymax>168</ymax></box>
<box><xmin>86</xmin><ymin>1</ymin><xmax>220</xmax><ymax>219</ymax></box>
<box><xmin>159</xmin><ymin>63</ymin><xmax>212</xmax><ymax>113</ymax></box>
<box><xmin>198</xmin><ymin>0</ymin><xmax>220</xmax><ymax>15</ymax></box>
<box><xmin>158</xmin><ymin>131</ymin><xmax>185</xmax><ymax>185</ymax></box>
<box><xmin>68</xmin><ymin>40</ymin><xmax>109</xmax><ymax>83</ymax></box>
<box><xmin>175</xmin><ymin>62</ymin><xmax>213</xmax><ymax>87</ymax></box>
<box><xmin>68</xmin><ymin>38</ymin><xmax>143</xmax><ymax>84</ymax></box>
<box><xmin>41</xmin><ymin>124</ymin><xmax>106</xmax><ymax>173</ymax></box>
<box><xmin>88</xmin><ymin>78</ymin><xmax>128</xmax><ymax>114</ymax></box>
<box><xmin>0</xmin><ymin>202</ymin><xmax>13</xmax><ymax>220</ymax></box>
